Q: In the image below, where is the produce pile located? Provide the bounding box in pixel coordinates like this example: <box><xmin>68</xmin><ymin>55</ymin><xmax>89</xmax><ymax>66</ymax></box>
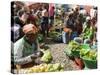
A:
<box><xmin>67</xmin><ymin>41</ymin><xmax>81</xmax><ymax>51</ymax></box>
<box><xmin>26</xmin><ymin>63</ymin><xmax>64</xmax><ymax>73</ymax></box>
<box><xmin>49</xmin><ymin>31</ymin><xmax>62</xmax><ymax>43</ymax></box>
<box><xmin>80</xmin><ymin>49</ymin><xmax>97</xmax><ymax>60</ymax></box>
<box><xmin>64</xmin><ymin>41</ymin><xmax>81</xmax><ymax>57</ymax></box>
<box><xmin>80</xmin><ymin>49</ymin><xmax>97</xmax><ymax>69</ymax></box>
<box><xmin>64</xmin><ymin>40</ymin><xmax>97</xmax><ymax>69</ymax></box>
<box><xmin>41</xmin><ymin>50</ymin><xmax>53</xmax><ymax>63</ymax></box>
<box><xmin>49</xmin><ymin>31</ymin><xmax>61</xmax><ymax>38</ymax></box>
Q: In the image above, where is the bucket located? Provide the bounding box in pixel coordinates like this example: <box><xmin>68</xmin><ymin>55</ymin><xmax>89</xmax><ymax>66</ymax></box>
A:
<box><xmin>81</xmin><ymin>57</ymin><xmax>97</xmax><ymax>69</ymax></box>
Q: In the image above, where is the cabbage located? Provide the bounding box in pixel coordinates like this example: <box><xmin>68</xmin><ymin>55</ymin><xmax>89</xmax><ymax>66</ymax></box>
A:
<box><xmin>53</xmin><ymin>63</ymin><xmax>61</xmax><ymax>70</ymax></box>
<box><xmin>41</xmin><ymin>50</ymin><xmax>52</xmax><ymax>63</ymax></box>
<box><xmin>80</xmin><ymin>49</ymin><xmax>97</xmax><ymax>60</ymax></box>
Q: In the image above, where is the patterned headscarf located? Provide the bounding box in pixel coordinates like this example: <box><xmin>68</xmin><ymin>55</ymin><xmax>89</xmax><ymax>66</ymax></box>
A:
<box><xmin>23</xmin><ymin>24</ymin><xmax>38</xmax><ymax>34</ymax></box>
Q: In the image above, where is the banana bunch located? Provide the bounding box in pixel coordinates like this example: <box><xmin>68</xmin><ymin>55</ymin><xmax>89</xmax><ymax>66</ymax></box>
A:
<box><xmin>27</xmin><ymin>63</ymin><xmax>64</xmax><ymax>73</ymax></box>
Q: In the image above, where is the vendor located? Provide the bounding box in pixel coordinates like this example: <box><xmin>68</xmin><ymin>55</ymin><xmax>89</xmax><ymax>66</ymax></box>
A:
<box><xmin>12</xmin><ymin>24</ymin><xmax>43</xmax><ymax>69</ymax></box>
<box><xmin>62</xmin><ymin>13</ymin><xmax>74</xmax><ymax>43</ymax></box>
<box><xmin>41</xmin><ymin>5</ymin><xmax>49</xmax><ymax>37</ymax></box>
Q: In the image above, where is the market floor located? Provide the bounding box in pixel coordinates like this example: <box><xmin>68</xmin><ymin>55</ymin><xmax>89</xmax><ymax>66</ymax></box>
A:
<box><xmin>45</xmin><ymin>37</ymin><xmax>80</xmax><ymax>71</ymax></box>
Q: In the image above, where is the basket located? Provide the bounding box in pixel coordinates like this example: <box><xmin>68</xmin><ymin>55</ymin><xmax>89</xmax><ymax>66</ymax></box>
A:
<box><xmin>71</xmin><ymin>50</ymin><xmax>80</xmax><ymax>58</ymax></box>
<box><xmin>81</xmin><ymin>57</ymin><xmax>97</xmax><ymax>69</ymax></box>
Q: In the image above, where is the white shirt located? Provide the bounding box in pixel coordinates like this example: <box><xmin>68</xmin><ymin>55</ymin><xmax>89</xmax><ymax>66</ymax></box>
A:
<box><xmin>11</xmin><ymin>24</ymin><xmax>21</xmax><ymax>41</ymax></box>
<box><xmin>42</xmin><ymin>9</ymin><xmax>48</xmax><ymax>17</ymax></box>
<box><xmin>42</xmin><ymin>9</ymin><xmax>46</xmax><ymax>16</ymax></box>
<box><xmin>90</xmin><ymin>8</ymin><xmax>97</xmax><ymax>19</ymax></box>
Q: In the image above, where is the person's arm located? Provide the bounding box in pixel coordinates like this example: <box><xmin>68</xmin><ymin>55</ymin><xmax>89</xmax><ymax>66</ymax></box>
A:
<box><xmin>13</xmin><ymin>40</ymin><xmax>37</xmax><ymax>65</ymax></box>
<box><xmin>14</xmin><ymin>40</ymin><xmax>41</xmax><ymax>65</ymax></box>
<box><xmin>15</xmin><ymin>39</ymin><xmax>42</xmax><ymax>65</ymax></box>
<box><xmin>14</xmin><ymin>54</ymin><xmax>37</xmax><ymax>65</ymax></box>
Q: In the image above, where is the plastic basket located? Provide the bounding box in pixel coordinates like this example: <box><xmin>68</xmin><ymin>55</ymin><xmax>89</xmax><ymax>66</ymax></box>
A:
<box><xmin>81</xmin><ymin>57</ymin><xmax>97</xmax><ymax>69</ymax></box>
<box><xmin>71</xmin><ymin>50</ymin><xmax>80</xmax><ymax>58</ymax></box>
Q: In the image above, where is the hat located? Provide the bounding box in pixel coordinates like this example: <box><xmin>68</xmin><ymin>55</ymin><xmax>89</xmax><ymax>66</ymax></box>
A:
<box><xmin>23</xmin><ymin>24</ymin><xmax>38</xmax><ymax>34</ymax></box>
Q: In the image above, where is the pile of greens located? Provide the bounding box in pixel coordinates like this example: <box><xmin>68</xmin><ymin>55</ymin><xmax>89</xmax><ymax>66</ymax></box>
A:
<box><xmin>64</xmin><ymin>41</ymin><xmax>81</xmax><ymax>57</ymax></box>
<box><xmin>49</xmin><ymin>31</ymin><xmax>62</xmax><ymax>42</ymax></box>
<box><xmin>46</xmin><ymin>63</ymin><xmax>64</xmax><ymax>72</ymax></box>
<box><xmin>49</xmin><ymin>31</ymin><xmax>61</xmax><ymax>38</ymax></box>
<box><xmin>80</xmin><ymin>48</ymin><xmax>97</xmax><ymax>69</ymax></box>
<box><xmin>80</xmin><ymin>49</ymin><xmax>97</xmax><ymax>60</ymax></box>
<box><xmin>69</xmin><ymin>41</ymin><xmax>81</xmax><ymax>51</ymax></box>
<box><xmin>65</xmin><ymin>41</ymin><xmax>80</xmax><ymax>51</ymax></box>
<box><xmin>41</xmin><ymin>50</ymin><xmax>53</xmax><ymax>63</ymax></box>
<box><xmin>64</xmin><ymin>41</ymin><xmax>92</xmax><ymax>58</ymax></box>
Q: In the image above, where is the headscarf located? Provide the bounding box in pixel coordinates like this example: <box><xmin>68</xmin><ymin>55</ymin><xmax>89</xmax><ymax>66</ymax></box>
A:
<box><xmin>23</xmin><ymin>24</ymin><xmax>38</xmax><ymax>34</ymax></box>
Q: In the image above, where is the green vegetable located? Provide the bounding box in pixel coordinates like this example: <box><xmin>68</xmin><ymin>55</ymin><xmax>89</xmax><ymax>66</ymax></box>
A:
<box><xmin>80</xmin><ymin>49</ymin><xmax>97</xmax><ymax>60</ymax></box>
<box><xmin>64</xmin><ymin>41</ymin><xmax>92</xmax><ymax>58</ymax></box>
<box><xmin>49</xmin><ymin>31</ymin><xmax>61</xmax><ymax>38</ymax></box>
<box><xmin>64</xmin><ymin>41</ymin><xmax>81</xmax><ymax>57</ymax></box>
<box><xmin>80</xmin><ymin>44</ymin><xmax>90</xmax><ymax>50</ymax></box>
<box><xmin>68</xmin><ymin>41</ymin><xmax>80</xmax><ymax>50</ymax></box>
<box><xmin>41</xmin><ymin>50</ymin><xmax>52</xmax><ymax>63</ymax></box>
<box><xmin>28</xmin><ymin>63</ymin><xmax>64</xmax><ymax>73</ymax></box>
<box><xmin>53</xmin><ymin>63</ymin><xmax>61</xmax><ymax>70</ymax></box>
<box><xmin>46</xmin><ymin>64</ymin><xmax>53</xmax><ymax>71</ymax></box>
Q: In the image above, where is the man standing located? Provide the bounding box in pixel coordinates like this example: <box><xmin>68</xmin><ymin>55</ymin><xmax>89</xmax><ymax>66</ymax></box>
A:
<box><xmin>41</xmin><ymin>5</ymin><xmax>49</xmax><ymax>37</ymax></box>
<box><xmin>49</xmin><ymin>5</ymin><xmax>55</xmax><ymax>27</ymax></box>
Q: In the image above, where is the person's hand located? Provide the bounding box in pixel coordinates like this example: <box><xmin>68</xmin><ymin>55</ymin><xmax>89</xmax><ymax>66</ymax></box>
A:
<box><xmin>30</xmin><ymin>54</ymin><xmax>37</xmax><ymax>60</ymax></box>
<box><xmin>35</xmin><ymin>58</ymin><xmax>43</xmax><ymax>65</ymax></box>
<box><xmin>36</xmin><ymin>51</ymin><xmax>44</xmax><ymax>57</ymax></box>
